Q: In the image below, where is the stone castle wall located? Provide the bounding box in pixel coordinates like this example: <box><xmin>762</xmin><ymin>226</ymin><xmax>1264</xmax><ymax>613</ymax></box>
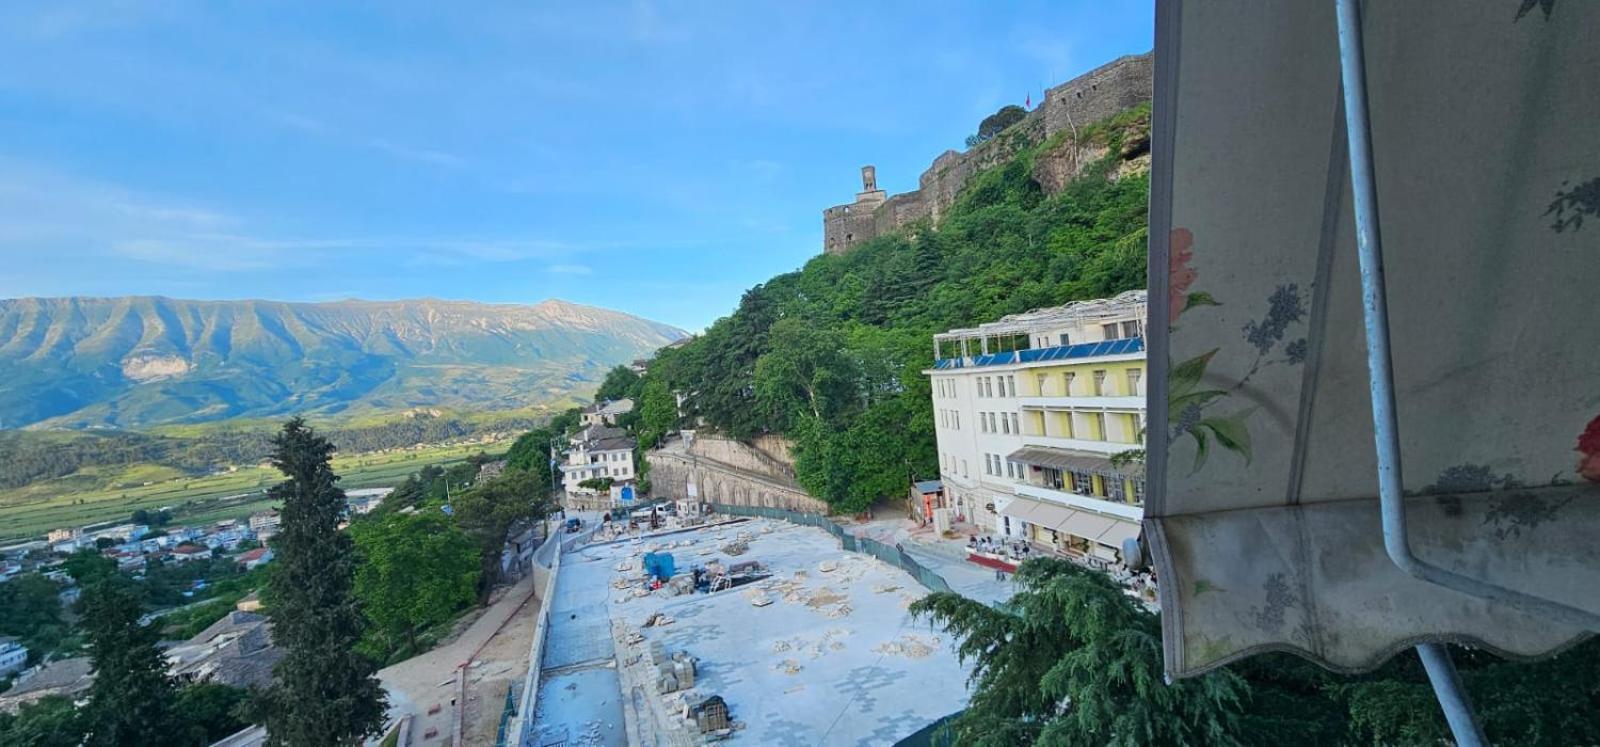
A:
<box><xmin>647</xmin><ymin>435</ymin><xmax>828</xmax><ymax>514</ymax></box>
<box><xmin>822</xmin><ymin>52</ymin><xmax>1152</xmax><ymax>255</ymax></box>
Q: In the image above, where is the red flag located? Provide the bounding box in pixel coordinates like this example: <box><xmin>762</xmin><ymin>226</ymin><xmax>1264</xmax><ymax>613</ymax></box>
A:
<box><xmin>1026</xmin><ymin>93</ymin><xmax>1032</xmax><ymax>109</ymax></box>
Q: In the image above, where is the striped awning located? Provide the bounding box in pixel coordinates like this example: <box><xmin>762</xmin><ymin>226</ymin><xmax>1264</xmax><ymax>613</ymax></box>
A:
<box><xmin>1007</xmin><ymin>446</ymin><xmax>1144</xmax><ymax>479</ymax></box>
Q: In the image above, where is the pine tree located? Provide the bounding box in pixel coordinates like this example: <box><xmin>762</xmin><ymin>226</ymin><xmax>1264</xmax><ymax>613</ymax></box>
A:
<box><xmin>259</xmin><ymin>418</ymin><xmax>387</xmax><ymax>746</ymax></box>
<box><xmin>911</xmin><ymin>558</ymin><xmax>1245</xmax><ymax>746</ymax></box>
<box><xmin>79</xmin><ymin>581</ymin><xmax>181</xmax><ymax>746</ymax></box>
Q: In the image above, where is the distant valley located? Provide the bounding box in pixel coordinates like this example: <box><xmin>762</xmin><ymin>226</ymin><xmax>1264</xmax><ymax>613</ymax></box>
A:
<box><xmin>0</xmin><ymin>296</ymin><xmax>687</xmax><ymax>429</ymax></box>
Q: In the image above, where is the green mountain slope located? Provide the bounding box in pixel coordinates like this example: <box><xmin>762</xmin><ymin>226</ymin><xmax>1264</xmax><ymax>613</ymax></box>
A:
<box><xmin>0</xmin><ymin>297</ymin><xmax>686</xmax><ymax>429</ymax></box>
<box><xmin>634</xmin><ymin>104</ymin><xmax>1151</xmax><ymax>512</ymax></box>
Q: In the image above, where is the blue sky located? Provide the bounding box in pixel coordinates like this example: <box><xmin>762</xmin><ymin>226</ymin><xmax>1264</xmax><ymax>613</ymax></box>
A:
<box><xmin>0</xmin><ymin>1</ymin><xmax>1152</xmax><ymax>331</ymax></box>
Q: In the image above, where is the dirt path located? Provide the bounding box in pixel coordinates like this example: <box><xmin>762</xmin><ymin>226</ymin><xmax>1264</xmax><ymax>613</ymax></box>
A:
<box><xmin>460</xmin><ymin>587</ymin><xmax>540</xmax><ymax>746</ymax></box>
<box><xmin>378</xmin><ymin>572</ymin><xmax>540</xmax><ymax>745</ymax></box>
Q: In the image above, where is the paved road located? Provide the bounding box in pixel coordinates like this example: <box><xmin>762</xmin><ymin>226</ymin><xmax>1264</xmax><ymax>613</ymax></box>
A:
<box><xmin>529</xmin><ymin>542</ymin><xmax>626</xmax><ymax>747</ymax></box>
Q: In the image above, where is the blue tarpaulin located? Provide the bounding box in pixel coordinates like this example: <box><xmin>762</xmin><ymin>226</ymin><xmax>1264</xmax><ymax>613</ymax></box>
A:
<box><xmin>642</xmin><ymin>552</ymin><xmax>675</xmax><ymax>581</ymax></box>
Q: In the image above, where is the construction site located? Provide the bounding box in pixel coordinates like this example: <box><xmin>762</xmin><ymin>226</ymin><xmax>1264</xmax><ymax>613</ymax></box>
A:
<box><xmin>521</xmin><ymin>512</ymin><xmax>972</xmax><ymax>746</ymax></box>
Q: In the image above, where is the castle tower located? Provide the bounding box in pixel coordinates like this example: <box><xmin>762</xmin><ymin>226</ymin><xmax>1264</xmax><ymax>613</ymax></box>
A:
<box><xmin>855</xmin><ymin>165</ymin><xmax>886</xmax><ymax>206</ymax></box>
<box><xmin>823</xmin><ymin>165</ymin><xmax>889</xmax><ymax>255</ymax></box>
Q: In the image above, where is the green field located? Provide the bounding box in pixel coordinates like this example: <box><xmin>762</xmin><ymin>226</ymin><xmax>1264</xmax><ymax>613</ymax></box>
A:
<box><xmin>0</xmin><ymin>439</ymin><xmax>507</xmax><ymax>544</ymax></box>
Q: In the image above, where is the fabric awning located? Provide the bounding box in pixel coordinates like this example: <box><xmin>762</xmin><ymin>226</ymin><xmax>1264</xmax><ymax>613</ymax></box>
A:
<box><xmin>1008</xmin><ymin>446</ymin><xmax>1143</xmax><ymax>478</ymax></box>
<box><xmin>1094</xmin><ymin>518</ymin><xmax>1141</xmax><ymax>549</ymax></box>
<box><xmin>998</xmin><ymin>498</ymin><xmax>1043</xmax><ymax>523</ymax></box>
<box><xmin>1028</xmin><ymin>500</ymin><xmax>1078</xmax><ymax>533</ymax></box>
<box><xmin>1146</xmin><ymin>1</ymin><xmax>1600</xmax><ymax>678</ymax></box>
<box><xmin>1058</xmin><ymin>510</ymin><xmax>1116</xmax><ymax>544</ymax></box>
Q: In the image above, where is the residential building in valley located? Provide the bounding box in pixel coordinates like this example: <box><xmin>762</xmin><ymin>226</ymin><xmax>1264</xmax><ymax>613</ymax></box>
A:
<box><xmin>924</xmin><ymin>290</ymin><xmax>1147</xmax><ymax>566</ymax></box>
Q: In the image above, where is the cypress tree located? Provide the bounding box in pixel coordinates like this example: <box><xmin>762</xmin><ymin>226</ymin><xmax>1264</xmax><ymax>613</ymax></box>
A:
<box><xmin>80</xmin><ymin>581</ymin><xmax>180</xmax><ymax>746</ymax></box>
<box><xmin>259</xmin><ymin>418</ymin><xmax>387</xmax><ymax>746</ymax></box>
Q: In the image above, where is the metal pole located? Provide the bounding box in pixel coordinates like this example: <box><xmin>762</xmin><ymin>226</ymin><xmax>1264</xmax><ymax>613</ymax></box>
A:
<box><xmin>1335</xmin><ymin>2</ymin><xmax>1487</xmax><ymax>744</ymax></box>
<box><xmin>1417</xmin><ymin>643</ymin><xmax>1486</xmax><ymax>744</ymax></box>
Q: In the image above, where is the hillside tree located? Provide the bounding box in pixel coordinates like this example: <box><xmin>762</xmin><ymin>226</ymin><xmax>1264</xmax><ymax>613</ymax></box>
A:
<box><xmin>258</xmin><ymin>418</ymin><xmax>387</xmax><ymax>746</ymax></box>
<box><xmin>452</xmin><ymin>470</ymin><xmax>555</xmax><ymax>599</ymax></box>
<box><xmin>79</xmin><ymin>581</ymin><xmax>183</xmax><ymax>746</ymax></box>
<box><xmin>350</xmin><ymin>511</ymin><xmax>478</xmax><ymax>657</ymax></box>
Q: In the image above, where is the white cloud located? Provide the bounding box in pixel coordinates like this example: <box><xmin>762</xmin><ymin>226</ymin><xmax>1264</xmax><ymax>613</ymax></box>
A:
<box><xmin>0</xmin><ymin>162</ymin><xmax>602</xmax><ymax>276</ymax></box>
<box><xmin>548</xmin><ymin>264</ymin><xmax>592</xmax><ymax>275</ymax></box>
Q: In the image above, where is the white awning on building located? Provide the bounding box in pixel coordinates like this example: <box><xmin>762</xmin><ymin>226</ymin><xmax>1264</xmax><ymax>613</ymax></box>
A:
<box><xmin>999</xmin><ymin>495</ymin><xmax>1139</xmax><ymax>549</ymax></box>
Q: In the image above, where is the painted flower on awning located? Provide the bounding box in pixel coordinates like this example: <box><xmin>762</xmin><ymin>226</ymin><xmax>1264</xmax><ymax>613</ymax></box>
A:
<box><xmin>1576</xmin><ymin>413</ymin><xmax>1600</xmax><ymax>482</ymax></box>
<box><xmin>1168</xmin><ymin>228</ymin><xmax>1198</xmax><ymax>325</ymax></box>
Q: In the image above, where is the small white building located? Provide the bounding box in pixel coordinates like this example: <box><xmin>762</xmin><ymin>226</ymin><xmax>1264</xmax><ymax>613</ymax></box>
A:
<box><xmin>0</xmin><ymin>638</ymin><xmax>30</xmax><ymax>677</ymax></box>
<box><xmin>46</xmin><ymin>528</ymin><xmax>81</xmax><ymax>545</ymax></box>
<box><xmin>579</xmin><ymin>398</ymin><xmax>635</xmax><ymax>427</ymax></box>
<box><xmin>247</xmin><ymin>510</ymin><xmax>280</xmax><ymax>541</ymax></box>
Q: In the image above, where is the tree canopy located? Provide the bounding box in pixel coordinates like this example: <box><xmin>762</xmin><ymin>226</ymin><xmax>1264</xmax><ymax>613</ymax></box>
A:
<box><xmin>913</xmin><ymin>559</ymin><xmax>1245</xmax><ymax>746</ymax></box>
<box><xmin>966</xmin><ymin>103</ymin><xmax>1029</xmax><ymax>148</ymax></box>
<box><xmin>594</xmin><ymin>365</ymin><xmax>644</xmax><ymax>402</ymax></box>
<box><xmin>79</xmin><ymin>581</ymin><xmax>182</xmax><ymax>746</ymax></box>
<box><xmin>452</xmin><ymin>469</ymin><xmax>557</xmax><ymax>599</ymax></box>
<box><xmin>258</xmin><ymin>418</ymin><xmax>387</xmax><ymax>746</ymax></box>
<box><xmin>350</xmin><ymin>510</ymin><xmax>478</xmax><ymax>660</ymax></box>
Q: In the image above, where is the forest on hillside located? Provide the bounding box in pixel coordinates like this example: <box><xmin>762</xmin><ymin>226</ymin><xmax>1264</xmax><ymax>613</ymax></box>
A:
<box><xmin>613</xmin><ymin>105</ymin><xmax>1151</xmax><ymax>512</ymax></box>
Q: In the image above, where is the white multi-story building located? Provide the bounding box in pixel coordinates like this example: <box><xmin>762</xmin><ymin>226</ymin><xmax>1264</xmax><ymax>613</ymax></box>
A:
<box><xmin>561</xmin><ymin>424</ymin><xmax>638</xmax><ymax>509</ymax></box>
<box><xmin>925</xmin><ymin>290</ymin><xmax>1147</xmax><ymax>566</ymax></box>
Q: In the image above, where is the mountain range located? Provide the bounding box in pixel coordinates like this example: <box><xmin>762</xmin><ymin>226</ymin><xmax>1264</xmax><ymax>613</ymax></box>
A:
<box><xmin>0</xmin><ymin>296</ymin><xmax>687</xmax><ymax>429</ymax></box>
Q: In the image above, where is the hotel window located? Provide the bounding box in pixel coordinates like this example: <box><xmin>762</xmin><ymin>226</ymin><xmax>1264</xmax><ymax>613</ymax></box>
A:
<box><xmin>998</xmin><ymin>377</ymin><xmax>1008</xmax><ymax>397</ymax></box>
<box><xmin>1122</xmin><ymin>320</ymin><xmax>1143</xmax><ymax>338</ymax></box>
<box><xmin>1103</xmin><ymin>322</ymin><xmax>1121</xmax><ymax>340</ymax></box>
<box><xmin>989</xmin><ymin>413</ymin><xmax>998</xmax><ymax>432</ymax></box>
<box><xmin>1008</xmin><ymin>375</ymin><xmax>1017</xmax><ymax>395</ymax></box>
<box><xmin>1127</xmin><ymin>368</ymin><xmax>1143</xmax><ymax>397</ymax></box>
<box><xmin>1063</xmin><ymin>372</ymin><xmax>1075</xmax><ymax>396</ymax></box>
<box><xmin>986</xmin><ymin>378</ymin><xmax>995</xmax><ymax>397</ymax></box>
<box><xmin>1092</xmin><ymin>370</ymin><xmax>1107</xmax><ymax>396</ymax></box>
<box><xmin>1093</xmin><ymin>412</ymin><xmax>1107</xmax><ymax>440</ymax></box>
<box><xmin>1041</xmin><ymin>466</ymin><xmax>1065</xmax><ymax>490</ymax></box>
<box><xmin>1035</xmin><ymin>373</ymin><xmax>1047</xmax><ymax>395</ymax></box>
<box><xmin>1133</xmin><ymin>479</ymin><xmax>1146</xmax><ymax>505</ymax></box>
<box><xmin>1107</xmin><ymin>477</ymin><xmax>1128</xmax><ymax>503</ymax></box>
<box><xmin>1010</xmin><ymin>413</ymin><xmax>1020</xmax><ymax>434</ymax></box>
<box><xmin>1059</xmin><ymin>332</ymin><xmax>1071</xmax><ymax>346</ymax></box>
<box><xmin>962</xmin><ymin>460</ymin><xmax>969</xmax><ymax>478</ymax></box>
<box><xmin>1001</xmin><ymin>414</ymin><xmax>1010</xmax><ymax>434</ymax></box>
<box><xmin>954</xmin><ymin>411</ymin><xmax>960</xmax><ymax>430</ymax></box>
<box><xmin>1070</xmin><ymin>470</ymin><xmax>1096</xmax><ymax>496</ymax></box>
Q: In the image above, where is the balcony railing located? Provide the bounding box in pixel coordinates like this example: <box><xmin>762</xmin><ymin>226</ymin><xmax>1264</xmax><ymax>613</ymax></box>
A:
<box><xmin>933</xmin><ymin>337</ymin><xmax>1144</xmax><ymax>370</ymax></box>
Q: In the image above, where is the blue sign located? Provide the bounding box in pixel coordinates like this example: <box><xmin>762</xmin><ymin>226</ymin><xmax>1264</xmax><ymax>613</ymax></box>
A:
<box><xmin>620</xmin><ymin>485</ymin><xmax>635</xmax><ymax>502</ymax></box>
